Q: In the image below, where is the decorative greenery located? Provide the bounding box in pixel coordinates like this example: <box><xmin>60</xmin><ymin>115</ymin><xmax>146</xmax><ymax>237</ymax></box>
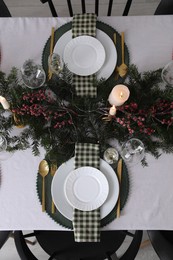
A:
<box><xmin>0</xmin><ymin>65</ymin><xmax>172</xmax><ymax>166</ymax></box>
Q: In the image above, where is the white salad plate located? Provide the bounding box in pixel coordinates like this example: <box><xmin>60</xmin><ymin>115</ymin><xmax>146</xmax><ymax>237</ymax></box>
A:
<box><xmin>51</xmin><ymin>158</ymin><xmax>119</xmax><ymax>220</ymax></box>
<box><xmin>64</xmin><ymin>166</ymin><xmax>109</xmax><ymax>211</ymax></box>
<box><xmin>63</xmin><ymin>36</ymin><xmax>106</xmax><ymax>76</ymax></box>
<box><xmin>53</xmin><ymin>29</ymin><xmax>117</xmax><ymax>80</ymax></box>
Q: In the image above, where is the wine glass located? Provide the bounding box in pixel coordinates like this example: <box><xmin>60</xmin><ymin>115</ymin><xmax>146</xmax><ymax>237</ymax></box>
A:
<box><xmin>0</xmin><ymin>135</ymin><xmax>7</xmax><ymax>152</ymax></box>
<box><xmin>103</xmin><ymin>147</ymin><xmax>119</xmax><ymax>164</ymax></box>
<box><xmin>161</xmin><ymin>60</ymin><xmax>173</xmax><ymax>86</ymax></box>
<box><xmin>48</xmin><ymin>53</ymin><xmax>63</xmax><ymax>76</ymax></box>
<box><xmin>121</xmin><ymin>138</ymin><xmax>145</xmax><ymax>165</ymax></box>
<box><xmin>0</xmin><ymin>134</ymin><xmax>12</xmax><ymax>160</ymax></box>
<box><xmin>21</xmin><ymin>60</ymin><xmax>46</xmax><ymax>89</ymax></box>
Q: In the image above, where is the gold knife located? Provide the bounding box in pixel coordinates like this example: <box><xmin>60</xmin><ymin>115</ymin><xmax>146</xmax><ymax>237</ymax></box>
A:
<box><xmin>50</xmin><ymin>162</ymin><xmax>57</xmax><ymax>213</ymax></box>
<box><xmin>117</xmin><ymin>158</ymin><xmax>122</xmax><ymax>218</ymax></box>
<box><xmin>113</xmin><ymin>32</ymin><xmax>119</xmax><ymax>80</ymax></box>
<box><xmin>48</xmin><ymin>27</ymin><xmax>55</xmax><ymax>80</ymax></box>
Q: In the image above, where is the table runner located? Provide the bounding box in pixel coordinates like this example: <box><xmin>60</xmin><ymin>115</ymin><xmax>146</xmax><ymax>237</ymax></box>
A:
<box><xmin>72</xmin><ymin>13</ymin><xmax>97</xmax><ymax>97</ymax></box>
<box><xmin>73</xmin><ymin>143</ymin><xmax>100</xmax><ymax>242</ymax></box>
<box><xmin>71</xmin><ymin>14</ymin><xmax>101</xmax><ymax>242</ymax></box>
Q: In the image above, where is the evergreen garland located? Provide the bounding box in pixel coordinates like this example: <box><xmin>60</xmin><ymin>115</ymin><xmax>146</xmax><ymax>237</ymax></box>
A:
<box><xmin>0</xmin><ymin>64</ymin><xmax>172</xmax><ymax>166</ymax></box>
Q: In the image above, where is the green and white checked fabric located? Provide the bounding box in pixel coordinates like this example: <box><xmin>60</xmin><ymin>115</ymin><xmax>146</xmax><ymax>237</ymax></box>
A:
<box><xmin>72</xmin><ymin>75</ymin><xmax>96</xmax><ymax>97</ymax></box>
<box><xmin>75</xmin><ymin>143</ymin><xmax>100</xmax><ymax>169</ymax></box>
<box><xmin>72</xmin><ymin>13</ymin><xmax>97</xmax><ymax>98</ymax></box>
<box><xmin>72</xmin><ymin>13</ymin><xmax>97</xmax><ymax>38</ymax></box>
<box><xmin>73</xmin><ymin>143</ymin><xmax>101</xmax><ymax>242</ymax></box>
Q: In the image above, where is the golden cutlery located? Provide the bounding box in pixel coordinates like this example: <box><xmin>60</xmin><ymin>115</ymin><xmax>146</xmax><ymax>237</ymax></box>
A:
<box><xmin>113</xmin><ymin>33</ymin><xmax>119</xmax><ymax>80</ymax></box>
<box><xmin>117</xmin><ymin>32</ymin><xmax>128</xmax><ymax>78</ymax></box>
<box><xmin>117</xmin><ymin>158</ymin><xmax>122</xmax><ymax>218</ymax></box>
<box><xmin>113</xmin><ymin>33</ymin><xmax>119</xmax><ymax>81</ymax></box>
<box><xmin>13</xmin><ymin>113</ymin><xmax>25</xmax><ymax>128</ymax></box>
<box><xmin>113</xmin><ymin>32</ymin><xmax>116</xmax><ymax>45</ymax></box>
<box><xmin>38</xmin><ymin>160</ymin><xmax>49</xmax><ymax>212</ymax></box>
<box><xmin>50</xmin><ymin>162</ymin><xmax>57</xmax><ymax>213</ymax></box>
<box><xmin>48</xmin><ymin>27</ymin><xmax>55</xmax><ymax>80</ymax></box>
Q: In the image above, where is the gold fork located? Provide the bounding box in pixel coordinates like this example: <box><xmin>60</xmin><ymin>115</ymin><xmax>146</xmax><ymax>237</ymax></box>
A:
<box><xmin>50</xmin><ymin>162</ymin><xmax>57</xmax><ymax>213</ymax></box>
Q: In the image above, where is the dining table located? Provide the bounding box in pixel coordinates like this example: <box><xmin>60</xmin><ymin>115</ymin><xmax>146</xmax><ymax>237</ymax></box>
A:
<box><xmin>0</xmin><ymin>15</ymin><xmax>173</xmax><ymax>233</ymax></box>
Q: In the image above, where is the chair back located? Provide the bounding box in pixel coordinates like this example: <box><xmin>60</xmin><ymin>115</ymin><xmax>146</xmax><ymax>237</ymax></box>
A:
<box><xmin>0</xmin><ymin>0</ymin><xmax>11</xmax><ymax>17</ymax></box>
<box><xmin>148</xmin><ymin>230</ymin><xmax>173</xmax><ymax>260</ymax></box>
<box><xmin>40</xmin><ymin>0</ymin><xmax>133</xmax><ymax>17</ymax></box>
<box><xmin>0</xmin><ymin>231</ymin><xmax>11</xmax><ymax>249</ymax></box>
<box><xmin>14</xmin><ymin>230</ymin><xmax>142</xmax><ymax>260</ymax></box>
<box><xmin>155</xmin><ymin>0</ymin><xmax>173</xmax><ymax>15</ymax></box>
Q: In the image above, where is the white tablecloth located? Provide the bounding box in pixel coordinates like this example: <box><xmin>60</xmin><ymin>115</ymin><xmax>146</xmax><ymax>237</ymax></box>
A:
<box><xmin>0</xmin><ymin>16</ymin><xmax>173</xmax><ymax>231</ymax></box>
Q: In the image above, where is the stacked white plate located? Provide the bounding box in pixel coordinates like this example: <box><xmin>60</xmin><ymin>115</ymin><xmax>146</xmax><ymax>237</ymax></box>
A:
<box><xmin>51</xmin><ymin>158</ymin><xmax>119</xmax><ymax>220</ymax></box>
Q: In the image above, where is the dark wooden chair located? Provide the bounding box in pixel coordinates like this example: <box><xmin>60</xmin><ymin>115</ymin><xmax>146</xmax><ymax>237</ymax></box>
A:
<box><xmin>14</xmin><ymin>230</ymin><xmax>143</xmax><ymax>260</ymax></box>
<box><xmin>0</xmin><ymin>231</ymin><xmax>12</xmax><ymax>249</ymax></box>
<box><xmin>147</xmin><ymin>230</ymin><xmax>173</xmax><ymax>260</ymax></box>
<box><xmin>39</xmin><ymin>0</ymin><xmax>133</xmax><ymax>17</ymax></box>
<box><xmin>154</xmin><ymin>0</ymin><xmax>173</xmax><ymax>15</ymax></box>
<box><xmin>0</xmin><ymin>0</ymin><xmax>11</xmax><ymax>17</ymax></box>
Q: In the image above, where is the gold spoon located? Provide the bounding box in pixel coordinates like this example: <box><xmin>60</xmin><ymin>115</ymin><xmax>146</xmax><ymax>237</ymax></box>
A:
<box><xmin>117</xmin><ymin>32</ymin><xmax>128</xmax><ymax>78</ymax></box>
<box><xmin>38</xmin><ymin>160</ymin><xmax>49</xmax><ymax>212</ymax></box>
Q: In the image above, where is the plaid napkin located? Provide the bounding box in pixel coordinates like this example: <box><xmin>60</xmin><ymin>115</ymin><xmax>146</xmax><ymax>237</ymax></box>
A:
<box><xmin>72</xmin><ymin>13</ymin><xmax>97</xmax><ymax>97</ymax></box>
<box><xmin>73</xmin><ymin>143</ymin><xmax>101</xmax><ymax>242</ymax></box>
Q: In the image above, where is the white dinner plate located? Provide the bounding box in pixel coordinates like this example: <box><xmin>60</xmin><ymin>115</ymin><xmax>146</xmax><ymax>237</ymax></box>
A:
<box><xmin>64</xmin><ymin>166</ymin><xmax>109</xmax><ymax>211</ymax></box>
<box><xmin>63</xmin><ymin>36</ymin><xmax>105</xmax><ymax>76</ymax></box>
<box><xmin>51</xmin><ymin>158</ymin><xmax>119</xmax><ymax>220</ymax></box>
<box><xmin>53</xmin><ymin>29</ymin><xmax>117</xmax><ymax>80</ymax></box>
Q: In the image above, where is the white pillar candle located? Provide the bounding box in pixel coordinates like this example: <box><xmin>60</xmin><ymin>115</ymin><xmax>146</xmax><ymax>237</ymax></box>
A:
<box><xmin>108</xmin><ymin>84</ymin><xmax>130</xmax><ymax>106</ymax></box>
<box><xmin>109</xmin><ymin>105</ymin><xmax>117</xmax><ymax>116</ymax></box>
<box><xmin>0</xmin><ymin>96</ymin><xmax>10</xmax><ymax>109</ymax></box>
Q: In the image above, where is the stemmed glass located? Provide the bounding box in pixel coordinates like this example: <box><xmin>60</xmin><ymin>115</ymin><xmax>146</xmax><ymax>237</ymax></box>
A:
<box><xmin>0</xmin><ymin>135</ymin><xmax>7</xmax><ymax>152</ymax></box>
<box><xmin>0</xmin><ymin>134</ymin><xmax>12</xmax><ymax>160</ymax></box>
<box><xmin>21</xmin><ymin>60</ymin><xmax>46</xmax><ymax>89</ymax></box>
<box><xmin>48</xmin><ymin>53</ymin><xmax>63</xmax><ymax>76</ymax></box>
<box><xmin>103</xmin><ymin>147</ymin><xmax>119</xmax><ymax>165</ymax></box>
<box><xmin>121</xmin><ymin>138</ymin><xmax>145</xmax><ymax>165</ymax></box>
<box><xmin>161</xmin><ymin>60</ymin><xmax>173</xmax><ymax>86</ymax></box>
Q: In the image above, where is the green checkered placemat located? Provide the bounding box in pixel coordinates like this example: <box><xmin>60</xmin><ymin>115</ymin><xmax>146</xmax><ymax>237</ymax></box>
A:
<box><xmin>73</xmin><ymin>143</ymin><xmax>100</xmax><ymax>242</ymax></box>
<box><xmin>72</xmin><ymin>13</ymin><xmax>97</xmax><ymax>98</ymax></box>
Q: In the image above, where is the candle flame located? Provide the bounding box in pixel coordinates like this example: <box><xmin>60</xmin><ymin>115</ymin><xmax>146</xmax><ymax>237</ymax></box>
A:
<box><xmin>120</xmin><ymin>92</ymin><xmax>123</xmax><ymax>98</ymax></box>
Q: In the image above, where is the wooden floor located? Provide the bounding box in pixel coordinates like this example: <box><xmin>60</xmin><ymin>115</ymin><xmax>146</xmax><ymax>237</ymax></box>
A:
<box><xmin>4</xmin><ymin>0</ymin><xmax>160</xmax><ymax>17</ymax></box>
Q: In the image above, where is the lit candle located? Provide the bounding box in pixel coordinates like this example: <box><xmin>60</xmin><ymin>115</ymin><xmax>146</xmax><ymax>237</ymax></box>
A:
<box><xmin>0</xmin><ymin>96</ymin><xmax>10</xmax><ymax>109</ymax></box>
<box><xmin>108</xmin><ymin>84</ymin><xmax>130</xmax><ymax>106</ymax></box>
<box><xmin>109</xmin><ymin>105</ymin><xmax>117</xmax><ymax>116</ymax></box>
